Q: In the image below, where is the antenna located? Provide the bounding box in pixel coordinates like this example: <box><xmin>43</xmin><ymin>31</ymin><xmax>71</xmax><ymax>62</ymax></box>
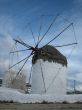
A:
<box><xmin>74</xmin><ymin>80</ymin><xmax>76</xmax><ymax>94</ymax></box>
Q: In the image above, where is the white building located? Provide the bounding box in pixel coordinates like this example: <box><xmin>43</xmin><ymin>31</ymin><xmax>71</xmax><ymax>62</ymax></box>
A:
<box><xmin>31</xmin><ymin>45</ymin><xmax>67</xmax><ymax>95</ymax></box>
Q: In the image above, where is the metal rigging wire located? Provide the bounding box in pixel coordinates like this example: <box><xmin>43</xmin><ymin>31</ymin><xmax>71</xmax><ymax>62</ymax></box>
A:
<box><xmin>66</xmin><ymin>45</ymin><xmax>77</xmax><ymax>59</ymax></box>
<box><xmin>65</xmin><ymin>23</ymin><xmax>78</xmax><ymax>59</ymax></box>
<box><xmin>46</xmin><ymin>67</ymin><xmax>62</xmax><ymax>92</ymax></box>
<box><xmin>16</xmin><ymin>53</ymin><xmax>32</xmax><ymax>77</ymax></box>
<box><xmin>59</xmin><ymin>15</ymin><xmax>78</xmax><ymax>44</ymax></box>
<box><xmin>72</xmin><ymin>23</ymin><xmax>78</xmax><ymax>43</ymax></box>
<box><xmin>16</xmin><ymin>16</ymin><xmax>42</xmax><ymax>40</ymax></box>
<box><xmin>37</xmin><ymin>15</ymin><xmax>44</xmax><ymax>44</ymax></box>
<box><xmin>12</xmin><ymin>52</ymin><xmax>33</xmax><ymax>83</ymax></box>
<box><xmin>9</xmin><ymin>56</ymin><xmax>31</xmax><ymax>70</ymax></box>
<box><xmin>9</xmin><ymin>42</ymin><xmax>17</xmax><ymax>69</ymax></box>
<box><xmin>29</xmin><ymin>24</ymin><xmax>36</xmax><ymax>46</ymax></box>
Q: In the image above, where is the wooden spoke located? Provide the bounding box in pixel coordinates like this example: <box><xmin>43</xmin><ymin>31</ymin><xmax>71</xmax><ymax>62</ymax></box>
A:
<box><xmin>9</xmin><ymin>52</ymin><xmax>33</xmax><ymax>69</ymax></box>
<box><xmin>13</xmin><ymin>39</ymin><xmax>32</xmax><ymax>48</ymax></box>
<box><xmin>16</xmin><ymin>53</ymin><xmax>32</xmax><ymax>76</ymax></box>
<box><xmin>55</xmin><ymin>42</ymin><xmax>78</xmax><ymax>47</ymax></box>
<box><xmin>10</xmin><ymin>49</ymin><xmax>31</xmax><ymax>53</ymax></box>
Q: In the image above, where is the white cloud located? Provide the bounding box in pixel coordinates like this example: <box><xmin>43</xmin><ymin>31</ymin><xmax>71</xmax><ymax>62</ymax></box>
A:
<box><xmin>0</xmin><ymin>15</ymin><xmax>14</xmax><ymax>34</ymax></box>
<box><xmin>73</xmin><ymin>0</ymin><xmax>82</xmax><ymax>7</ymax></box>
<box><xmin>75</xmin><ymin>73</ymin><xmax>82</xmax><ymax>82</ymax></box>
<box><xmin>77</xmin><ymin>85</ymin><xmax>82</xmax><ymax>91</ymax></box>
<box><xmin>0</xmin><ymin>15</ymin><xmax>15</xmax><ymax>76</ymax></box>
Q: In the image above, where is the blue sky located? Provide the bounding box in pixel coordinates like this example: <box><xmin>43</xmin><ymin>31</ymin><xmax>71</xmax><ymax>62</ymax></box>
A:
<box><xmin>0</xmin><ymin>0</ymin><xmax>82</xmax><ymax>90</ymax></box>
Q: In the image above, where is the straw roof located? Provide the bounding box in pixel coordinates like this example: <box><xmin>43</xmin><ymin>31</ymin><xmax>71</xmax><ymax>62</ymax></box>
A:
<box><xmin>32</xmin><ymin>45</ymin><xmax>67</xmax><ymax>66</ymax></box>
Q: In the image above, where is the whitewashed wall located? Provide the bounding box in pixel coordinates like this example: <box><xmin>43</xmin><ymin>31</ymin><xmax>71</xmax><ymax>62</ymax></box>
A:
<box><xmin>31</xmin><ymin>59</ymin><xmax>67</xmax><ymax>95</ymax></box>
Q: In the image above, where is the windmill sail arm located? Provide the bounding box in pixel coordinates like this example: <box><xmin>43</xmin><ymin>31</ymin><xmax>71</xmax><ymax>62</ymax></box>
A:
<box><xmin>10</xmin><ymin>49</ymin><xmax>31</xmax><ymax>53</ymax></box>
<box><xmin>55</xmin><ymin>42</ymin><xmax>78</xmax><ymax>47</ymax></box>
<box><xmin>13</xmin><ymin>39</ymin><xmax>32</xmax><ymax>48</ymax></box>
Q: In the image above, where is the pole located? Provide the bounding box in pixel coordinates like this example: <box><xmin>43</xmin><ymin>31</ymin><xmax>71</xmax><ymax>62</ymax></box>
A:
<box><xmin>74</xmin><ymin>80</ymin><xmax>76</xmax><ymax>94</ymax></box>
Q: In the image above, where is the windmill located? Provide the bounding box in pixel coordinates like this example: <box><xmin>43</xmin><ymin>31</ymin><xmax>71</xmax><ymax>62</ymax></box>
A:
<box><xmin>8</xmin><ymin>14</ymin><xmax>78</xmax><ymax>94</ymax></box>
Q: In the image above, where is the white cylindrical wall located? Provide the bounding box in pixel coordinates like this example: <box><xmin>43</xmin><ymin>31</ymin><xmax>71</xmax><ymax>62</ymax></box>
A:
<box><xmin>31</xmin><ymin>59</ymin><xmax>67</xmax><ymax>95</ymax></box>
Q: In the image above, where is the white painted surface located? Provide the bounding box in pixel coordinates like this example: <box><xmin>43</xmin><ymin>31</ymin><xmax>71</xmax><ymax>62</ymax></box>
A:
<box><xmin>31</xmin><ymin>59</ymin><xmax>67</xmax><ymax>95</ymax></box>
<box><xmin>0</xmin><ymin>87</ymin><xmax>82</xmax><ymax>103</ymax></box>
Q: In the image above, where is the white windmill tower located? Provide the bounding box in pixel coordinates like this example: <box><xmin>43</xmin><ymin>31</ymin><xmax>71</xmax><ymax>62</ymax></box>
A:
<box><xmin>8</xmin><ymin>14</ymin><xmax>77</xmax><ymax>94</ymax></box>
<box><xmin>31</xmin><ymin>45</ymin><xmax>67</xmax><ymax>94</ymax></box>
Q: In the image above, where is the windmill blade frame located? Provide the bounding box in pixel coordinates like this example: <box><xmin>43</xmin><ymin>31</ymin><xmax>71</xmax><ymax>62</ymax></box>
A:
<box><xmin>8</xmin><ymin>14</ymin><xmax>78</xmax><ymax>93</ymax></box>
<box><xmin>36</xmin><ymin>14</ymin><xmax>59</xmax><ymax>47</ymax></box>
<box><xmin>44</xmin><ymin>23</ymin><xmax>73</xmax><ymax>46</ymax></box>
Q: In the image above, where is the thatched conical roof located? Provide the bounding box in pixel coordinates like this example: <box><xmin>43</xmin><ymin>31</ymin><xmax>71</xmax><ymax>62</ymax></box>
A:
<box><xmin>32</xmin><ymin>45</ymin><xmax>67</xmax><ymax>66</ymax></box>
